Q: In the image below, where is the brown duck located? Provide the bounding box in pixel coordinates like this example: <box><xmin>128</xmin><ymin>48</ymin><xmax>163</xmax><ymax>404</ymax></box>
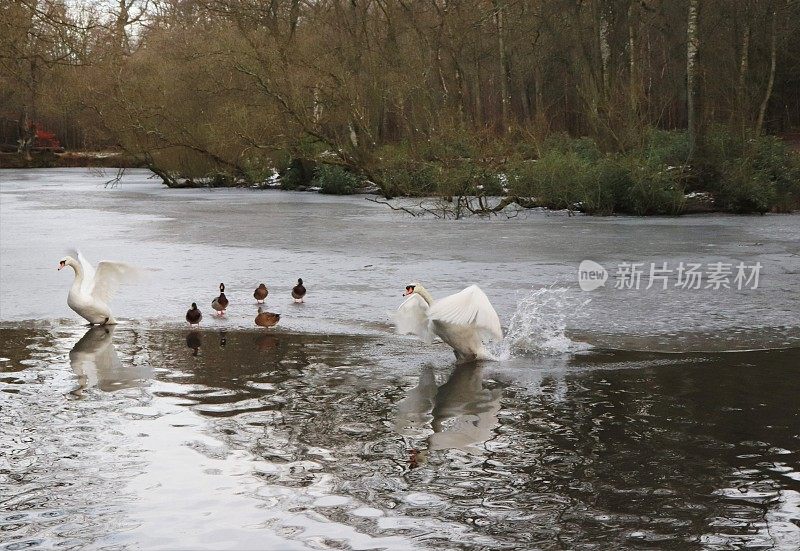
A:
<box><xmin>291</xmin><ymin>278</ymin><xmax>306</xmax><ymax>303</ymax></box>
<box><xmin>253</xmin><ymin>283</ymin><xmax>268</xmax><ymax>304</ymax></box>
<box><xmin>212</xmin><ymin>283</ymin><xmax>229</xmax><ymax>315</ymax></box>
<box><xmin>186</xmin><ymin>303</ymin><xmax>202</xmax><ymax>325</ymax></box>
<box><xmin>255</xmin><ymin>307</ymin><xmax>280</xmax><ymax>328</ymax></box>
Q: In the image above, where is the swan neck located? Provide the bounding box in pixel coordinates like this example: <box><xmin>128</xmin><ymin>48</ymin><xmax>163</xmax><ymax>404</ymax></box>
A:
<box><xmin>415</xmin><ymin>287</ymin><xmax>434</xmax><ymax>305</ymax></box>
<box><xmin>69</xmin><ymin>263</ymin><xmax>84</xmax><ymax>293</ymax></box>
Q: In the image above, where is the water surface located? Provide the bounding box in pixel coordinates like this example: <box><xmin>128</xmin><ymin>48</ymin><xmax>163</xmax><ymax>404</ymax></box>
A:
<box><xmin>1</xmin><ymin>169</ymin><xmax>799</xmax><ymax>549</ymax></box>
<box><xmin>2</xmin><ymin>327</ymin><xmax>799</xmax><ymax>549</ymax></box>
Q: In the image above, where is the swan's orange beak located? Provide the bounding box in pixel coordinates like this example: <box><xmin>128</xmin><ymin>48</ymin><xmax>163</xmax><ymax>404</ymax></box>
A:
<box><xmin>404</xmin><ymin>285</ymin><xmax>414</xmax><ymax>296</ymax></box>
<box><xmin>58</xmin><ymin>261</ymin><xmax>65</xmax><ymax>270</ymax></box>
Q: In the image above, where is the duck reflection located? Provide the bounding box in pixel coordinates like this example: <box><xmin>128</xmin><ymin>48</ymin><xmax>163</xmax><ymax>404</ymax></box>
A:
<box><xmin>254</xmin><ymin>334</ymin><xmax>279</xmax><ymax>352</ymax></box>
<box><xmin>186</xmin><ymin>331</ymin><xmax>202</xmax><ymax>356</ymax></box>
<box><xmin>395</xmin><ymin>363</ymin><xmax>502</xmax><ymax>459</ymax></box>
<box><xmin>69</xmin><ymin>326</ymin><xmax>151</xmax><ymax>393</ymax></box>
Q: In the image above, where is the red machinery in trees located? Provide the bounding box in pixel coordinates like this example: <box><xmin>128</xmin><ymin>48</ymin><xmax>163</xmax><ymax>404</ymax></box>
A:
<box><xmin>32</xmin><ymin>123</ymin><xmax>63</xmax><ymax>151</ymax></box>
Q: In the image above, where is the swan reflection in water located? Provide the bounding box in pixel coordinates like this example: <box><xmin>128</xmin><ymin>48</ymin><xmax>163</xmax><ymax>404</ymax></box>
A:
<box><xmin>395</xmin><ymin>363</ymin><xmax>502</xmax><ymax>462</ymax></box>
<box><xmin>69</xmin><ymin>326</ymin><xmax>151</xmax><ymax>394</ymax></box>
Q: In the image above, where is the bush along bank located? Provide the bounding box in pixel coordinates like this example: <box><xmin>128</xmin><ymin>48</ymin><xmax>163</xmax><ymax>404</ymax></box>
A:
<box><xmin>112</xmin><ymin>127</ymin><xmax>800</xmax><ymax>216</ymax></box>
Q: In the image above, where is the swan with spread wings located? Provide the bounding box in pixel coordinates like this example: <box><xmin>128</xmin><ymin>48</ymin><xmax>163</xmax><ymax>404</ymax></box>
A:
<box><xmin>58</xmin><ymin>251</ymin><xmax>141</xmax><ymax>325</ymax></box>
<box><xmin>394</xmin><ymin>283</ymin><xmax>503</xmax><ymax>362</ymax></box>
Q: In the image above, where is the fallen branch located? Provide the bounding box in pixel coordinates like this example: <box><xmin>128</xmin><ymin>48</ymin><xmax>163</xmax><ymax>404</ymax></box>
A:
<box><xmin>365</xmin><ymin>197</ymin><xmax>420</xmax><ymax>216</ymax></box>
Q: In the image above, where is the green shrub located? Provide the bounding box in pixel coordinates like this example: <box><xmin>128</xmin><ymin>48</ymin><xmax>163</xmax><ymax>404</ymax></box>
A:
<box><xmin>437</xmin><ymin>161</ymin><xmax>503</xmax><ymax>197</ymax></box>
<box><xmin>696</xmin><ymin>128</ymin><xmax>800</xmax><ymax>213</ymax></box>
<box><xmin>313</xmin><ymin>164</ymin><xmax>360</xmax><ymax>195</ymax></box>
<box><xmin>280</xmin><ymin>158</ymin><xmax>317</xmax><ymax>190</ymax></box>
<box><xmin>377</xmin><ymin>157</ymin><xmax>442</xmax><ymax>197</ymax></box>
<box><xmin>537</xmin><ymin>133</ymin><xmax>603</xmax><ymax>162</ymax></box>
<box><xmin>417</xmin><ymin>135</ymin><xmax>472</xmax><ymax>161</ymax></box>
<box><xmin>280</xmin><ymin>164</ymin><xmax>304</xmax><ymax>190</ymax></box>
<box><xmin>716</xmin><ymin>160</ymin><xmax>776</xmax><ymax>214</ymax></box>
<box><xmin>619</xmin><ymin>156</ymin><xmax>685</xmax><ymax>215</ymax></box>
<box><xmin>750</xmin><ymin>136</ymin><xmax>800</xmax><ymax>212</ymax></box>
<box><xmin>506</xmin><ymin>150</ymin><xmax>591</xmax><ymax>209</ymax></box>
<box><xmin>643</xmin><ymin>129</ymin><xmax>691</xmax><ymax>166</ymax></box>
<box><xmin>240</xmin><ymin>156</ymin><xmax>274</xmax><ymax>185</ymax></box>
<box><xmin>581</xmin><ymin>157</ymin><xmax>631</xmax><ymax>215</ymax></box>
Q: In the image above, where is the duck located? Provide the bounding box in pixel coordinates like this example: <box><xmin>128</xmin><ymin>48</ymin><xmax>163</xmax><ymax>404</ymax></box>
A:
<box><xmin>394</xmin><ymin>283</ymin><xmax>503</xmax><ymax>362</ymax></box>
<box><xmin>255</xmin><ymin>307</ymin><xmax>280</xmax><ymax>327</ymax></box>
<box><xmin>292</xmin><ymin>278</ymin><xmax>306</xmax><ymax>303</ymax></box>
<box><xmin>58</xmin><ymin>251</ymin><xmax>141</xmax><ymax>325</ymax></box>
<box><xmin>253</xmin><ymin>283</ymin><xmax>269</xmax><ymax>304</ymax></box>
<box><xmin>186</xmin><ymin>303</ymin><xmax>202</xmax><ymax>325</ymax></box>
<box><xmin>212</xmin><ymin>283</ymin><xmax>229</xmax><ymax>315</ymax></box>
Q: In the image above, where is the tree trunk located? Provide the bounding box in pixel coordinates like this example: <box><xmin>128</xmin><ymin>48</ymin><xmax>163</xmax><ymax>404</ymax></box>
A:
<box><xmin>599</xmin><ymin>4</ymin><xmax>611</xmax><ymax>94</ymax></box>
<box><xmin>454</xmin><ymin>64</ymin><xmax>466</xmax><ymax>125</ymax></box>
<box><xmin>628</xmin><ymin>2</ymin><xmax>637</xmax><ymax>111</ymax></box>
<box><xmin>534</xmin><ymin>64</ymin><xmax>545</xmax><ymax>129</ymax></box>
<box><xmin>18</xmin><ymin>106</ymin><xmax>33</xmax><ymax>161</ymax></box>
<box><xmin>115</xmin><ymin>0</ymin><xmax>130</xmax><ymax>55</ymax></box>
<box><xmin>492</xmin><ymin>0</ymin><xmax>511</xmax><ymax>132</ymax></box>
<box><xmin>473</xmin><ymin>63</ymin><xmax>483</xmax><ymax>126</ymax></box>
<box><xmin>686</xmin><ymin>0</ymin><xmax>699</xmax><ymax>153</ymax></box>
<box><xmin>737</xmin><ymin>20</ymin><xmax>750</xmax><ymax>129</ymax></box>
<box><xmin>755</xmin><ymin>5</ymin><xmax>778</xmax><ymax>135</ymax></box>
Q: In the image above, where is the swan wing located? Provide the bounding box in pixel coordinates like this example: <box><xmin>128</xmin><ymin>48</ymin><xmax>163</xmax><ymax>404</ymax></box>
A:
<box><xmin>428</xmin><ymin>285</ymin><xmax>503</xmax><ymax>341</ymax></box>
<box><xmin>90</xmin><ymin>261</ymin><xmax>142</xmax><ymax>304</ymax></box>
<box><xmin>394</xmin><ymin>293</ymin><xmax>434</xmax><ymax>342</ymax></box>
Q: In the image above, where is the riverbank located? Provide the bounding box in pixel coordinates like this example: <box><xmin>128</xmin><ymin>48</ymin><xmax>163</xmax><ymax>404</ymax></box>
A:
<box><xmin>0</xmin><ymin>150</ymin><xmax>145</xmax><ymax>169</ymax></box>
<box><xmin>2</xmin><ymin>127</ymin><xmax>798</xmax><ymax>216</ymax></box>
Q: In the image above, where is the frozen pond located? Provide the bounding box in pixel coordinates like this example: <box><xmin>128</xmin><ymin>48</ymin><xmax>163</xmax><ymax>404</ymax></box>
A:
<box><xmin>1</xmin><ymin>168</ymin><xmax>799</xmax><ymax>549</ymax></box>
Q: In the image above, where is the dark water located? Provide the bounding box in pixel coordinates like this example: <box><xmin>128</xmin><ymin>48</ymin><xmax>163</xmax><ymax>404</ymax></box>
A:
<box><xmin>2</xmin><ymin>326</ymin><xmax>799</xmax><ymax>549</ymax></box>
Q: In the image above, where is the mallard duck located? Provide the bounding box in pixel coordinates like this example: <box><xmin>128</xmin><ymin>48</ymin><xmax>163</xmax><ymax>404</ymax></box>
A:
<box><xmin>395</xmin><ymin>283</ymin><xmax>503</xmax><ymax>363</ymax></box>
<box><xmin>58</xmin><ymin>251</ymin><xmax>142</xmax><ymax>325</ymax></box>
<box><xmin>291</xmin><ymin>278</ymin><xmax>306</xmax><ymax>303</ymax></box>
<box><xmin>253</xmin><ymin>283</ymin><xmax>268</xmax><ymax>304</ymax></box>
<box><xmin>186</xmin><ymin>303</ymin><xmax>202</xmax><ymax>325</ymax></box>
<box><xmin>212</xmin><ymin>283</ymin><xmax>228</xmax><ymax>315</ymax></box>
<box><xmin>255</xmin><ymin>307</ymin><xmax>280</xmax><ymax>327</ymax></box>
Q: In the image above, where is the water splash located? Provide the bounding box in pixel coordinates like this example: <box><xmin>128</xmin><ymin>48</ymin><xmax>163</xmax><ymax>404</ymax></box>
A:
<box><xmin>493</xmin><ymin>287</ymin><xmax>591</xmax><ymax>359</ymax></box>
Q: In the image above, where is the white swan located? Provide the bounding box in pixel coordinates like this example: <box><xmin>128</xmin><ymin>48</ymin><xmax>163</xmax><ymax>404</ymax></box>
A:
<box><xmin>58</xmin><ymin>251</ymin><xmax>140</xmax><ymax>325</ymax></box>
<box><xmin>394</xmin><ymin>283</ymin><xmax>503</xmax><ymax>362</ymax></box>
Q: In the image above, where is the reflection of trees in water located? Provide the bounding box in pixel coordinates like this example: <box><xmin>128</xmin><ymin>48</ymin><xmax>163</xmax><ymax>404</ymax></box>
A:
<box><xmin>64</xmin><ymin>327</ymin><xmax>799</xmax><ymax>548</ymax></box>
<box><xmin>0</xmin><ymin>327</ymin><xmax>56</xmax><ymax>373</ymax></box>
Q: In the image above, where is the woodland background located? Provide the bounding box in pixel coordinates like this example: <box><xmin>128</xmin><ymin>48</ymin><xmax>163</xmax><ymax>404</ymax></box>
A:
<box><xmin>2</xmin><ymin>0</ymin><xmax>799</xmax><ymax>214</ymax></box>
